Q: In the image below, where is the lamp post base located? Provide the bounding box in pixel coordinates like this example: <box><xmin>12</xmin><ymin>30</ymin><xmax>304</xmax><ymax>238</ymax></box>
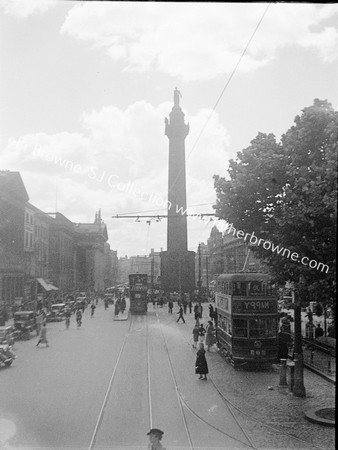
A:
<box><xmin>293</xmin><ymin>353</ymin><xmax>306</xmax><ymax>397</ymax></box>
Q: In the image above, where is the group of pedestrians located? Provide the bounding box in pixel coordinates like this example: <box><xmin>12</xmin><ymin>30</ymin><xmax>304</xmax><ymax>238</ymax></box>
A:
<box><xmin>171</xmin><ymin>298</ymin><xmax>217</xmax><ymax>382</ymax></box>
<box><xmin>192</xmin><ymin>320</ymin><xmax>216</xmax><ymax>351</ymax></box>
<box><xmin>114</xmin><ymin>296</ymin><xmax>126</xmax><ymax>317</ymax></box>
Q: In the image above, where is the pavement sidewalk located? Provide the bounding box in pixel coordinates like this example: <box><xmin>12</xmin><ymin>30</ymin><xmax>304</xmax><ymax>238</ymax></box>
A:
<box><xmin>154</xmin><ymin>303</ymin><xmax>335</xmax><ymax>450</ymax></box>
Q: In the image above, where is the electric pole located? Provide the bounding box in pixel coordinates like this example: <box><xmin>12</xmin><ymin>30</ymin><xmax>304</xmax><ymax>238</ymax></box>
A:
<box><xmin>292</xmin><ymin>277</ymin><xmax>306</xmax><ymax>397</ymax></box>
<box><xmin>206</xmin><ymin>256</ymin><xmax>209</xmax><ymax>298</ymax></box>
<box><xmin>151</xmin><ymin>254</ymin><xmax>154</xmax><ymax>304</ymax></box>
<box><xmin>198</xmin><ymin>243</ymin><xmax>202</xmax><ymax>301</ymax></box>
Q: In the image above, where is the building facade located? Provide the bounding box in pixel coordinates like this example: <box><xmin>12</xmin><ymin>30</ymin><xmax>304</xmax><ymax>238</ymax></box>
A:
<box><xmin>117</xmin><ymin>248</ymin><xmax>161</xmax><ymax>287</ymax></box>
<box><xmin>196</xmin><ymin>226</ymin><xmax>266</xmax><ymax>295</ymax></box>
<box><xmin>74</xmin><ymin>210</ymin><xmax>109</xmax><ymax>292</ymax></box>
<box><xmin>0</xmin><ymin>171</ymin><xmax>28</xmax><ymax>318</ymax></box>
<box><xmin>0</xmin><ymin>171</ymin><xmax>116</xmax><ymax>317</ymax></box>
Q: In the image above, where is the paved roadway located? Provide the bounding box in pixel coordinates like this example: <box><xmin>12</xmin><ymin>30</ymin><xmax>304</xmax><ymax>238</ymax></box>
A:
<box><xmin>0</xmin><ymin>301</ymin><xmax>335</xmax><ymax>450</ymax></box>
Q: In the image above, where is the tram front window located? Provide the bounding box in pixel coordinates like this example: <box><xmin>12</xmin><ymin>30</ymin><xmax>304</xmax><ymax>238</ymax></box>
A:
<box><xmin>233</xmin><ymin>319</ymin><xmax>248</xmax><ymax>337</ymax></box>
<box><xmin>232</xmin><ymin>282</ymin><xmax>247</xmax><ymax>296</ymax></box>
<box><xmin>249</xmin><ymin>319</ymin><xmax>277</xmax><ymax>338</ymax></box>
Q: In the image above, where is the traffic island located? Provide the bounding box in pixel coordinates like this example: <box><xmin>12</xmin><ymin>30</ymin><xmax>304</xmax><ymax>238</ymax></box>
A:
<box><xmin>304</xmin><ymin>407</ymin><xmax>335</xmax><ymax>426</ymax></box>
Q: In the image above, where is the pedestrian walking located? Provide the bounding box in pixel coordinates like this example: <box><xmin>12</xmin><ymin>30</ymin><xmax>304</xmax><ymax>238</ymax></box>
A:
<box><xmin>176</xmin><ymin>305</ymin><xmax>185</xmax><ymax>323</ymax></box>
<box><xmin>182</xmin><ymin>298</ymin><xmax>187</xmax><ymax>314</ymax></box>
<box><xmin>120</xmin><ymin>297</ymin><xmax>126</xmax><ymax>314</ymax></box>
<box><xmin>76</xmin><ymin>309</ymin><xmax>82</xmax><ymax>327</ymax></box>
<box><xmin>205</xmin><ymin>321</ymin><xmax>216</xmax><ymax>351</ymax></box>
<box><xmin>192</xmin><ymin>324</ymin><xmax>199</xmax><ymax>348</ymax></box>
<box><xmin>65</xmin><ymin>308</ymin><xmax>71</xmax><ymax>328</ymax></box>
<box><xmin>208</xmin><ymin>304</ymin><xmax>214</xmax><ymax>320</ymax></box>
<box><xmin>195</xmin><ymin>342</ymin><xmax>208</xmax><ymax>380</ymax></box>
<box><xmin>168</xmin><ymin>300</ymin><xmax>173</xmax><ymax>314</ymax></box>
<box><xmin>90</xmin><ymin>302</ymin><xmax>96</xmax><ymax>318</ymax></box>
<box><xmin>114</xmin><ymin>302</ymin><xmax>120</xmax><ymax>317</ymax></box>
<box><xmin>306</xmin><ymin>309</ymin><xmax>313</xmax><ymax>323</ymax></box>
<box><xmin>36</xmin><ymin>323</ymin><xmax>49</xmax><ymax>347</ymax></box>
<box><xmin>277</xmin><ymin>328</ymin><xmax>289</xmax><ymax>361</ymax></box>
<box><xmin>188</xmin><ymin>300</ymin><xmax>192</xmax><ymax>313</ymax></box>
<box><xmin>194</xmin><ymin>303</ymin><xmax>199</xmax><ymax>321</ymax></box>
<box><xmin>198</xmin><ymin>303</ymin><xmax>203</xmax><ymax>319</ymax></box>
<box><xmin>315</xmin><ymin>323</ymin><xmax>324</xmax><ymax>338</ymax></box>
<box><xmin>147</xmin><ymin>428</ymin><xmax>166</xmax><ymax>450</ymax></box>
<box><xmin>198</xmin><ymin>323</ymin><xmax>206</xmax><ymax>343</ymax></box>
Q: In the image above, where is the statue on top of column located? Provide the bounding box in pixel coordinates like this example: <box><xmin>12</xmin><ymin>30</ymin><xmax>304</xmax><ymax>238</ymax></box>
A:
<box><xmin>174</xmin><ymin>87</ymin><xmax>182</xmax><ymax>107</ymax></box>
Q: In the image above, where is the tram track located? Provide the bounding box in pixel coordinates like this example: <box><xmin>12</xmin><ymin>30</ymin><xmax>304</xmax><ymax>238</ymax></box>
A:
<box><xmin>87</xmin><ymin>306</ymin><xmax>324</xmax><ymax>450</ymax></box>
<box><xmin>88</xmin><ymin>312</ymin><xmax>190</xmax><ymax>449</ymax></box>
<box><xmin>88</xmin><ymin>316</ymin><xmax>133</xmax><ymax>450</ymax></box>
<box><xmin>160</xmin><ymin>312</ymin><xmax>328</xmax><ymax>450</ymax></box>
<box><xmin>155</xmin><ymin>312</ymin><xmax>255</xmax><ymax>450</ymax></box>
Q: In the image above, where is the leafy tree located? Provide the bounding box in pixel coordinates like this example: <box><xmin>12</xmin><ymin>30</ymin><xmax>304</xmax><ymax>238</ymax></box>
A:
<box><xmin>214</xmin><ymin>99</ymin><xmax>337</xmax><ymax>304</ymax></box>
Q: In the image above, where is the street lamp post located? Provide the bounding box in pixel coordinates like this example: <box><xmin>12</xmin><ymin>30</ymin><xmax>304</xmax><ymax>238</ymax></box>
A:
<box><xmin>198</xmin><ymin>243</ymin><xmax>202</xmax><ymax>301</ymax></box>
<box><xmin>206</xmin><ymin>256</ymin><xmax>209</xmax><ymax>298</ymax></box>
<box><xmin>292</xmin><ymin>277</ymin><xmax>306</xmax><ymax>397</ymax></box>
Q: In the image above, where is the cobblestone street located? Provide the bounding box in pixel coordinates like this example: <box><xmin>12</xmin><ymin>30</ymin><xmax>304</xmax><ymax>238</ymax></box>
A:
<box><xmin>176</xmin><ymin>306</ymin><xmax>335</xmax><ymax>450</ymax></box>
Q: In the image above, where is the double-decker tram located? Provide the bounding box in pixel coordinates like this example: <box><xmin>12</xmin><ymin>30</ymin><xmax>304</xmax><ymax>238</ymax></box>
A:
<box><xmin>215</xmin><ymin>273</ymin><xmax>279</xmax><ymax>368</ymax></box>
<box><xmin>129</xmin><ymin>273</ymin><xmax>148</xmax><ymax>315</ymax></box>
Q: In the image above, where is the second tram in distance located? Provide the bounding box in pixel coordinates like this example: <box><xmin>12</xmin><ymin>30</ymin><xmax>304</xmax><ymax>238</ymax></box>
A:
<box><xmin>215</xmin><ymin>272</ymin><xmax>279</xmax><ymax>368</ymax></box>
<box><xmin>129</xmin><ymin>273</ymin><xmax>148</xmax><ymax>315</ymax></box>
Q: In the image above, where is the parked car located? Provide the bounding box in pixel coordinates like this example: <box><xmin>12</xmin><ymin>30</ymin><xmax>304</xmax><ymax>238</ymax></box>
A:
<box><xmin>104</xmin><ymin>293</ymin><xmax>114</xmax><ymax>304</ymax></box>
<box><xmin>13</xmin><ymin>311</ymin><xmax>36</xmax><ymax>340</ymax></box>
<box><xmin>65</xmin><ymin>300</ymin><xmax>76</xmax><ymax>313</ymax></box>
<box><xmin>0</xmin><ymin>325</ymin><xmax>15</xmax><ymax>346</ymax></box>
<box><xmin>46</xmin><ymin>303</ymin><xmax>66</xmax><ymax>322</ymax></box>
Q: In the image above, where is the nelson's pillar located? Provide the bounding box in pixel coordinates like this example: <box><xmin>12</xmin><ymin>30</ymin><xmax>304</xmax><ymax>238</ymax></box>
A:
<box><xmin>160</xmin><ymin>89</ymin><xmax>195</xmax><ymax>294</ymax></box>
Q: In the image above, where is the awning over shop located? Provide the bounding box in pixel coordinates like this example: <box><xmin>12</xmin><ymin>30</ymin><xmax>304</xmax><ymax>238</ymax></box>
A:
<box><xmin>37</xmin><ymin>278</ymin><xmax>59</xmax><ymax>291</ymax></box>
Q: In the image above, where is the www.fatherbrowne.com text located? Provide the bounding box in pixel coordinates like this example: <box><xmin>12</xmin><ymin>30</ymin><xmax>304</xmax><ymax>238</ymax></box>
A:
<box><xmin>222</xmin><ymin>223</ymin><xmax>329</xmax><ymax>273</ymax></box>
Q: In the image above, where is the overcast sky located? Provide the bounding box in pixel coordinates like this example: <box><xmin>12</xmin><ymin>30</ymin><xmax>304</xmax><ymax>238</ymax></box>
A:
<box><xmin>1</xmin><ymin>1</ymin><xmax>337</xmax><ymax>258</ymax></box>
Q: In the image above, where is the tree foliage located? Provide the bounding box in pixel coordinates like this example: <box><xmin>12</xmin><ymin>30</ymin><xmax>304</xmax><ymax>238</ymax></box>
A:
<box><xmin>214</xmin><ymin>99</ymin><xmax>337</xmax><ymax>302</ymax></box>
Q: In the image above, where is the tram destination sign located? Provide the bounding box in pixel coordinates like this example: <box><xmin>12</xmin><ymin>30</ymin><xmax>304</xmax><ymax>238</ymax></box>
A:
<box><xmin>233</xmin><ymin>299</ymin><xmax>277</xmax><ymax>314</ymax></box>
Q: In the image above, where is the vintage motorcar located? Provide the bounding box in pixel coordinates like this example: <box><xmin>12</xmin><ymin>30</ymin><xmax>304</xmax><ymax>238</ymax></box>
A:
<box><xmin>47</xmin><ymin>303</ymin><xmax>66</xmax><ymax>321</ymax></box>
<box><xmin>0</xmin><ymin>325</ymin><xmax>15</xmax><ymax>346</ymax></box>
<box><xmin>65</xmin><ymin>300</ymin><xmax>76</xmax><ymax>313</ymax></box>
<box><xmin>46</xmin><ymin>303</ymin><xmax>66</xmax><ymax>322</ymax></box>
<box><xmin>13</xmin><ymin>311</ymin><xmax>36</xmax><ymax>340</ymax></box>
<box><xmin>103</xmin><ymin>293</ymin><xmax>114</xmax><ymax>304</ymax></box>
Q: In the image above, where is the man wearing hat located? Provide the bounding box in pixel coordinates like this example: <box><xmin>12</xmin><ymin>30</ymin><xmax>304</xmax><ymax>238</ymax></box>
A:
<box><xmin>147</xmin><ymin>428</ymin><xmax>166</xmax><ymax>450</ymax></box>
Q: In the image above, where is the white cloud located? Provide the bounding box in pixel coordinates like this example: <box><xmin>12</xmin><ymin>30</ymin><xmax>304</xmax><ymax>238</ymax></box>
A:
<box><xmin>299</xmin><ymin>27</ymin><xmax>338</xmax><ymax>63</ymax></box>
<box><xmin>60</xmin><ymin>3</ymin><xmax>338</xmax><ymax>82</ymax></box>
<box><xmin>0</xmin><ymin>0</ymin><xmax>57</xmax><ymax>19</ymax></box>
<box><xmin>1</xmin><ymin>100</ymin><xmax>230</xmax><ymax>254</ymax></box>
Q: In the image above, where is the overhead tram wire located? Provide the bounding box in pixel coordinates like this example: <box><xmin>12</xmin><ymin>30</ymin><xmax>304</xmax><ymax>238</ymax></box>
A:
<box><xmin>111</xmin><ymin>203</ymin><xmax>217</xmax><ymax>223</ymax></box>
<box><xmin>111</xmin><ymin>202</ymin><xmax>216</xmax><ymax>218</ymax></box>
<box><xmin>168</xmin><ymin>2</ymin><xmax>272</xmax><ymax>197</ymax></box>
